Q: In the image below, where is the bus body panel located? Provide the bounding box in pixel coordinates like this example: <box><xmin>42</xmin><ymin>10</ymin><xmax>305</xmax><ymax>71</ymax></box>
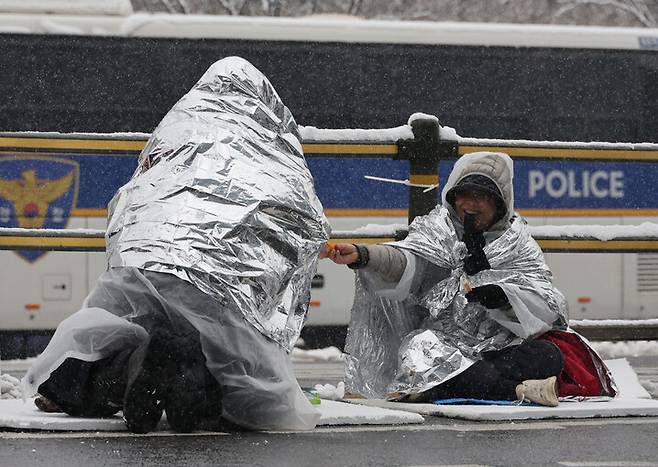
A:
<box><xmin>1</xmin><ymin>18</ymin><xmax>658</xmax><ymax>345</ymax></box>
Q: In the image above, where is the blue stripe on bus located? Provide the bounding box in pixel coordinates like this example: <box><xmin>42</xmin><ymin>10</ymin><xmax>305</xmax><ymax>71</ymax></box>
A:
<box><xmin>4</xmin><ymin>153</ymin><xmax>658</xmax><ymax>212</ymax></box>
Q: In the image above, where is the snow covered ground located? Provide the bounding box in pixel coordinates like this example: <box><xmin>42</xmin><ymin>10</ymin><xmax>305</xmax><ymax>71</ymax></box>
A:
<box><xmin>590</xmin><ymin>341</ymin><xmax>658</xmax><ymax>397</ymax></box>
<box><xmin>590</xmin><ymin>340</ymin><xmax>658</xmax><ymax>358</ymax></box>
<box><xmin>291</xmin><ymin>345</ymin><xmax>344</xmax><ymax>363</ymax></box>
<box><xmin>1</xmin><ymin>341</ymin><xmax>656</xmax><ymax>400</ymax></box>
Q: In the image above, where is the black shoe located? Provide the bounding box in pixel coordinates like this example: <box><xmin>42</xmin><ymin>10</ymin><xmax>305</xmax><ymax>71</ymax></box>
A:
<box><xmin>122</xmin><ymin>331</ymin><xmax>176</xmax><ymax>434</ymax></box>
<box><xmin>165</xmin><ymin>385</ymin><xmax>222</xmax><ymax>433</ymax></box>
<box><xmin>164</xmin><ymin>340</ymin><xmax>223</xmax><ymax>432</ymax></box>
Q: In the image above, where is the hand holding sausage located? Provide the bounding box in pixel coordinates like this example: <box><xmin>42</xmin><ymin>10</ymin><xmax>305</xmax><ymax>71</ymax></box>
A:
<box><xmin>320</xmin><ymin>242</ymin><xmax>360</xmax><ymax>265</ymax></box>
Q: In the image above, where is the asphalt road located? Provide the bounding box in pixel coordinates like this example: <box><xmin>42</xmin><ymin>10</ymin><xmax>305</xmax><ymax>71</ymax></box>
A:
<box><xmin>1</xmin><ymin>357</ymin><xmax>657</xmax><ymax>467</ymax></box>
<box><xmin>2</xmin><ymin>417</ymin><xmax>658</xmax><ymax>467</ymax></box>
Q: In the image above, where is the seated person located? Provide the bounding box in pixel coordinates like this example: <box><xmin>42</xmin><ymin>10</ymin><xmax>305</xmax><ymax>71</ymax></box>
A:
<box><xmin>323</xmin><ymin>151</ymin><xmax>616</xmax><ymax>405</ymax></box>
<box><xmin>23</xmin><ymin>56</ymin><xmax>330</xmax><ymax>433</ymax></box>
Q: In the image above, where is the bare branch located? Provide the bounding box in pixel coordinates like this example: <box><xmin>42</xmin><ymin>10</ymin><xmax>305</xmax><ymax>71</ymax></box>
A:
<box><xmin>348</xmin><ymin>0</ymin><xmax>363</xmax><ymax>15</ymax></box>
<box><xmin>556</xmin><ymin>0</ymin><xmax>657</xmax><ymax>27</ymax></box>
<box><xmin>160</xmin><ymin>0</ymin><xmax>182</xmax><ymax>13</ymax></box>
<box><xmin>177</xmin><ymin>0</ymin><xmax>191</xmax><ymax>14</ymax></box>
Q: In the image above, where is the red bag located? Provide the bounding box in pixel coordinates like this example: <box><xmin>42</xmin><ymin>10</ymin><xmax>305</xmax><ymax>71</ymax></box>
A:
<box><xmin>539</xmin><ymin>331</ymin><xmax>606</xmax><ymax>397</ymax></box>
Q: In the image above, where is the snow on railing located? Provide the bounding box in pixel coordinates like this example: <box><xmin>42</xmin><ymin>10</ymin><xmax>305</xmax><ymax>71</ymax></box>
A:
<box><xmin>334</xmin><ymin>223</ymin><xmax>658</xmax><ymax>241</ymax></box>
<box><xmin>459</xmin><ymin>137</ymin><xmax>658</xmax><ymax>150</ymax></box>
<box><xmin>6</xmin><ymin>223</ymin><xmax>658</xmax><ymax>244</ymax></box>
<box><xmin>0</xmin><ymin>227</ymin><xmax>104</xmax><ymax>237</ymax></box>
<box><xmin>570</xmin><ymin>319</ymin><xmax>658</xmax><ymax>341</ymax></box>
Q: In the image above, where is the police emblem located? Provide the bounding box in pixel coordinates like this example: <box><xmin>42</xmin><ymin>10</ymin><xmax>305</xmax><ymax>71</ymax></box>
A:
<box><xmin>0</xmin><ymin>156</ymin><xmax>80</xmax><ymax>262</ymax></box>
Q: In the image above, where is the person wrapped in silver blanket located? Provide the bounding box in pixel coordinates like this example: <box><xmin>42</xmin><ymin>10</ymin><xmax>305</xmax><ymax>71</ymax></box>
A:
<box><xmin>24</xmin><ymin>57</ymin><xmax>330</xmax><ymax>433</ymax></box>
<box><xmin>323</xmin><ymin>151</ymin><xmax>615</xmax><ymax>405</ymax></box>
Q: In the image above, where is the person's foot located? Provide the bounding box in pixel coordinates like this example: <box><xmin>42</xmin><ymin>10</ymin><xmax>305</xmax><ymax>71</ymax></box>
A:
<box><xmin>122</xmin><ymin>331</ymin><xmax>176</xmax><ymax>433</ymax></box>
<box><xmin>515</xmin><ymin>375</ymin><xmax>559</xmax><ymax>407</ymax></box>
<box><xmin>165</xmin><ymin>384</ymin><xmax>222</xmax><ymax>432</ymax></box>
<box><xmin>163</xmin><ymin>338</ymin><xmax>223</xmax><ymax>433</ymax></box>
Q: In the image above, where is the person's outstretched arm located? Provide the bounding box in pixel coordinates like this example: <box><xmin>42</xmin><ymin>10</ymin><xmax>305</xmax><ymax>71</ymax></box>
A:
<box><xmin>321</xmin><ymin>243</ymin><xmax>407</xmax><ymax>283</ymax></box>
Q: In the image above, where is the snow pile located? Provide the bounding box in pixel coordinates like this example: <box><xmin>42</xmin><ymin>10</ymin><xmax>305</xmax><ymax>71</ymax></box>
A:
<box><xmin>640</xmin><ymin>380</ymin><xmax>658</xmax><ymax>397</ymax></box>
<box><xmin>300</xmin><ymin>125</ymin><xmax>412</xmax><ymax>142</ymax></box>
<box><xmin>1</xmin><ymin>374</ymin><xmax>22</xmax><ymax>400</ymax></box>
<box><xmin>353</xmin><ymin>223</ymin><xmax>407</xmax><ymax>236</ymax></box>
<box><xmin>590</xmin><ymin>340</ymin><xmax>658</xmax><ymax>358</ymax></box>
<box><xmin>572</xmin><ymin>318</ymin><xmax>658</xmax><ymax>328</ymax></box>
<box><xmin>314</xmin><ymin>382</ymin><xmax>345</xmax><ymax>400</ymax></box>
<box><xmin>459</xmin><ymin>137</ymin><xmax>658</xmax><ymax>150</ymax></box>
<box><xmin>0</xmin><ymin>0</ymin><xmax>133</xmax><ymax>15</ymax></box>
<box><xmin>407</xmin><ymin>113</ymin><xmax>459</xmax><ymax>141</ymax></box>
<box><xmin>589</xmin><ymin>341</ymin><xmax>658</xmax><ymax>397</ymax></box>
<box><xmin>0</xmin><ymin>226</ymin><xmax>105</xmax><ymax>237</ymax></box>
<box><xmin>290</xmin><ymin>346</ymin><xmax>344</xmax><ymax>363</ymax></box>
<box><xmin>0</xmin><ymin>357</ymin><xmax>36</xmax><ymax>369</ymax></box>
<box><xmin>529</xmin><ymin>223</ymin><xmax>658</xmax><ymax>241</ymax></box>
<box><xmin>4</xmin><ymin>130</ymin><xmax>149</xmax><ymax>139</ymax></box>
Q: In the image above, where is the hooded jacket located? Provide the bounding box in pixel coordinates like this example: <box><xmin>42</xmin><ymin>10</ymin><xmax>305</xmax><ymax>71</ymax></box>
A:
<box><xmin>344</xmin><ymin>152</ymin><xmax>582</xmax><ymax>399</ymax></box>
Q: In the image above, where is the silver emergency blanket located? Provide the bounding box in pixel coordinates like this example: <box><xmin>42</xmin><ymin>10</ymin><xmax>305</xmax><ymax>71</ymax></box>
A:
<box><xmin>106</xmin><ymin>56</ymin><xmax>330</xmax><ymax>351</ymax></box>
<box><xmin>345</xmin><ymin>152</ymin><xmax>570</xmax><ymax>399</ymax></box>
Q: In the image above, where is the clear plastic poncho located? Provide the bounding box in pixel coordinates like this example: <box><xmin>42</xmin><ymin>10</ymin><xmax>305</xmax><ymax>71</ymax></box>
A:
<box><xmin>23</xmin><ymin>57</ymin><xmax>330</xmax><ymax>430</ymax></box>
<box><xmin>344</xmin><ymin>152</ymin><xmax>570</xmax><ymax>399</ymax></box>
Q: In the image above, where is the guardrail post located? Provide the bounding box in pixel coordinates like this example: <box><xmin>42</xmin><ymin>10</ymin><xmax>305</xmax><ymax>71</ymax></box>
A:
<box><xmin>396</xmin><ymin>116</ymin><xmax>458</xmax><ymax>223</ymax></box>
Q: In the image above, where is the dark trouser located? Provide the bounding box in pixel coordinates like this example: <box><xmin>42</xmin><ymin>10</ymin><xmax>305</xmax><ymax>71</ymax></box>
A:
<box><xmin>38</xmin><ymin>330</ymin><xmax>225</xmax><ymax>430</ymax></box>
<box><xmin>413</xmin><ymin>339</ymin><xmax>564</xmax><ymax>402</ymax></box>
<box><xmin>38</xmin><ymin>349</ymin><xmax>132</xmax><ymax>417</ymax></box>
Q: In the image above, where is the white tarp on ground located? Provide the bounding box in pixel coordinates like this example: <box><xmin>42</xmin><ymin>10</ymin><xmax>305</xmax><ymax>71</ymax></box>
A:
<box><xmin>349</xmin><ymin>396</ymin><xmax>658</xmax><ymax>421</ymax></box>
<box><xmin>347</xmin><ymin>359</ymin><xmax>658</xmax><ymax>421</ymax></box>
<box><xmin>0</xmin><ymin>358</ymin><xmax>654</xmax><ymax>429</ymax></box>
<box><xmin>0</xmin><ymin>399</ymin><xmax>423</xmax><ymax>432</ymax></box>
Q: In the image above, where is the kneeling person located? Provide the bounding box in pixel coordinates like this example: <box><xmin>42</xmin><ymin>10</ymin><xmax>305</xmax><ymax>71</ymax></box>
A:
<box><xmin>24</xmin><ymin>57</ymin><xmax>330</xmax><ymax>433</ymax></box>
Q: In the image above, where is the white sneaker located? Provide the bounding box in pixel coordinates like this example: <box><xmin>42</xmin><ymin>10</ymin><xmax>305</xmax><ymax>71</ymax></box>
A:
<box><xmin>515</xmin><ymin>376</ymin><xmax>559</xmax><ymax>407</ymax></box>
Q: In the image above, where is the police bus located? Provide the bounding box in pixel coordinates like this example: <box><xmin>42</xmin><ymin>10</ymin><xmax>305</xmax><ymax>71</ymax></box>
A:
<box><xmin>1</xmin><ymin>11</ymin><xmax>657</xmax><ymax>355</ymax></box>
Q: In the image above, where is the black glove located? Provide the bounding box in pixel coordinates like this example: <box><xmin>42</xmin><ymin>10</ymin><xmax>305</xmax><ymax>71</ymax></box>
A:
<box><xmin>462</xmin><ymin>213</ymin><xmax>490</xmax><ymax>275</ymax></box>
<box><xmin>465</xmin><ymin>284</ymin><xmax>509</xmax><ymax>309</ymax></box>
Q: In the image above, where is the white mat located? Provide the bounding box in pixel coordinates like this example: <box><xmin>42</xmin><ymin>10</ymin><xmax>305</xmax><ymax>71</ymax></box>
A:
<box><xmin>317</xmin><ymin>399</ymin><xmax>423</xmax><ymax>425</ymax></box>
<box><xmin>349</xmin><ymin>396</ymin><xmax>658</xmax><ymax>421</ymax></box>
<box><xmin>348</xmin><ymin>358</ymin><xmax>658</xmax><ymax>421</ymax></box>
<box><xmin>0</xmin><ymin>398</ymin><xmax>422</xmax><ymax>432</ymax></box>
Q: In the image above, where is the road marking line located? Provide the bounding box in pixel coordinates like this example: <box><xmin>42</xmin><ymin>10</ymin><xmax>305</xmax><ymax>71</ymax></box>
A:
<box><xmin>559</xmin><ymin>462</ymin><xmax>657</xmax><ymax>466</ymax></box>
<box><xmin>304</xmin><ymin>416</ymin><xmax>658</xmax><ymax>433</ymax></box>
<box><xmin>405</xmin><ymin>464</ymin><xmax>490</xmax><ymax>467</ymax></box>
<box><xmin>4</xmin><ymin>417</ymin><xmax>658</xmax><ymax>439</ymax></box>
<box><xmin>0</xmin><ymin>430</ymin><xmax>230</xmax><ymax>440</ymax></box>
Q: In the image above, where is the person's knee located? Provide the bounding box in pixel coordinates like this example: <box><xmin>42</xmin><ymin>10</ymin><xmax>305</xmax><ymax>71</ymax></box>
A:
<box><xmin>531</xmin><ymin>340</ymin><xmax>564</xmax><ymax>377</ymax></box>
<box><xmin>491</xmin><ymin>339</ymin><xmax>564</xmax><ymax>381</ymax></box>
